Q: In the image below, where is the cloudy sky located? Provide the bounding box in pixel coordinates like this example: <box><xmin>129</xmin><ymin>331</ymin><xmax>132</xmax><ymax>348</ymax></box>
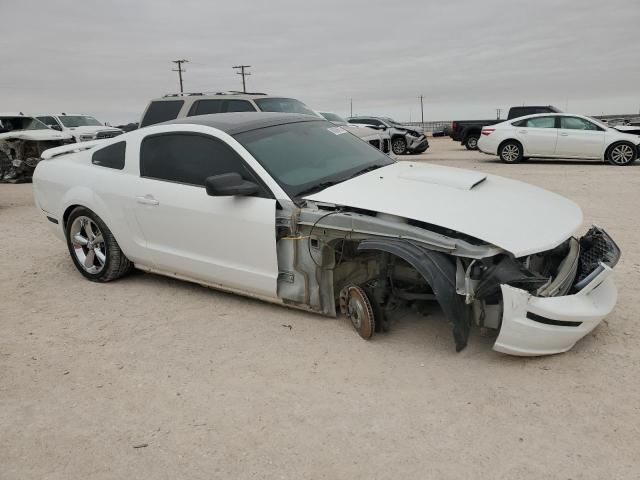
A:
<box><xmin>3</xmin><ymin>0</ymin><xmax>639</xmax><ymax>124</ymax></box>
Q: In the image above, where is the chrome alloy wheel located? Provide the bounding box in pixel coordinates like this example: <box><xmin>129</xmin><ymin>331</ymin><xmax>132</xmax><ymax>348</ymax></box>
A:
<box><xmin>610</xmin><ymin>144</ymin><xmax>634</xmax><ymax>165</ymax></box>
<box><xmin>69</xmin><ymin>216</ymin><xmax>106</xmax><ymax>274</ymax></box>
<box><xmin>502</xmin><ymin>144</ymin><xmax>520</xmax><ymax>162</ymax></box>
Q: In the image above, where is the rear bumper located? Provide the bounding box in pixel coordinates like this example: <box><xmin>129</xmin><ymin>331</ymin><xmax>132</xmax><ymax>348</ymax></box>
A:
<box><xmin>494</xmin><ymin>265</ymin><xmax>616</xmax><ymax>356</ymax></box>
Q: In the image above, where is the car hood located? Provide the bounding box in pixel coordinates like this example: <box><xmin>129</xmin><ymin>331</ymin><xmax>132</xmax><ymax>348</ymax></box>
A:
<box><xmin>0</xmin><ymin>130</ymin><xmax>73</xmax><ymax>142</ymax></box>
<box><xmin>304</xmin><ymin>162</ymin><xmax>583</xmax><ymax>257</ymax></box>
<box><xmin>66</xmin><ymin>126</ymin><xmax>122</xmax><ymax>134</ymax></box>
<box><xmin>343</xmin><ymin>125</ymin><xmax>381</xmax><ymax>140</ymax></box>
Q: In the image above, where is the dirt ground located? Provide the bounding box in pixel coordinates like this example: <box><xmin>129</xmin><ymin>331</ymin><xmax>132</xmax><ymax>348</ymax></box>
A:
<box><xmin>1</xmin><ymin>137</ymin><xmax>639</xmax><ymax>479</ymax></box>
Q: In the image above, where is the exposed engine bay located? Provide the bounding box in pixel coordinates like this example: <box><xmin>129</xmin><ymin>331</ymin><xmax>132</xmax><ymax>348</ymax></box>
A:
<box><xmin>274</xmin><ymin>203</ymin><xmax>620</xmax><ymax>352</ymax></box>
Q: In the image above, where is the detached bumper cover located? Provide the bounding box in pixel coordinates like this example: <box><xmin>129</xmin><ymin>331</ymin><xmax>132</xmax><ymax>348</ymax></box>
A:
<box><xmin>494</xmin><ymin>226</ymin><xmax>619</xmax><ymax>356</ymax></box>
<box><xmin>494</xmin><ymin>265</ymin><xmax>616</xmax><ymax>356</ymax></box>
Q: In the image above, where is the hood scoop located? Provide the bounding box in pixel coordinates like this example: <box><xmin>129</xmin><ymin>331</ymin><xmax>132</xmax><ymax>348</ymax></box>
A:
<box><xmin>398</xmin><ymin>165</ymin><xmax>487</xmax><ymax>190</ymax></box>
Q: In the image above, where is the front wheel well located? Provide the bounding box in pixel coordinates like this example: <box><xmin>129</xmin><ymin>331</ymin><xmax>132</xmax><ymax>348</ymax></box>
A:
<box><xmin>62</xmin><ymin>204</ymin><xmax>84</xmax><ymax>229</ymax></box>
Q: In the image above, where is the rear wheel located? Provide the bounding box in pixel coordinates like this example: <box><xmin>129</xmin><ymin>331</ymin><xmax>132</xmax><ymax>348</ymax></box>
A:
<box><xmin>499</xmin><ymin>141</ymin><xmax>523</xmax><ymax>163</ymax></box>
<box><xmin>65</xmin><ymin>207</ymin><xmax>132</xmax><ymax>282</ymax></box>
<box><xmin>465</xmin><ymin>135</ymin><xmax>479</xmax><ymax>150</ymax></box>
<box><xmin>606</xmin><ymin>142</ymin><xmax>637</xmax><ymax>165</ymax></box>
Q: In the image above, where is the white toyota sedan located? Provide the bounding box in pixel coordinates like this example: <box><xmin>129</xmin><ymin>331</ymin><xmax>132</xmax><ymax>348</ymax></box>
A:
<box><xmin>33</xmin><ymin>112</ymin><xmax>620</xmax><ymax>356</ymax></box>
<box><xmin>478</xmin><ymin>113</ymin><xmax>640</xmax><ymax>165</ymax></box>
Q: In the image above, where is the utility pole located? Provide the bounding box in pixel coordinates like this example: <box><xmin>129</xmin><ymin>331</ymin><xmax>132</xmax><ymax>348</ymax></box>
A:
<box><xmin>233</xmin><ymin>65</ymin><xmax>251</xmax><ymax>93</ymax></box>
<box><xmin>171</xmin><ymin>59</ymin><xmax>189</xmax><ymax>93</ymax></box>
<box><xmin>496</xmin><ymin>108</ymin><xmax>502</xmax><ymax>120</ymax></box>
<box><xmin>350</xmin><ymin>98</ymin><xmax>353</xmax><ymax>117</ymax></box>
<box><xmin>419</xmin><ymin>95</ymin><xmax>424</xmax><ymax>128</ymax></box>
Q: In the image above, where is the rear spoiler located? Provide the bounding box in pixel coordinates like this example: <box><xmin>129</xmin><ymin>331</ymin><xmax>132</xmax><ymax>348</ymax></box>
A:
<box><xmin>41</xmin><ymin>140</ymin><xmax>103</xmax><ymax>160</ymax></box>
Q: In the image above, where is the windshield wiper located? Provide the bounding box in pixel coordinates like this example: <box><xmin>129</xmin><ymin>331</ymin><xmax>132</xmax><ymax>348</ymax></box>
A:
<box><xmin>295</xmin><ymin>180</ymin><xmax>341</xmax><ymax>198</ymax></box>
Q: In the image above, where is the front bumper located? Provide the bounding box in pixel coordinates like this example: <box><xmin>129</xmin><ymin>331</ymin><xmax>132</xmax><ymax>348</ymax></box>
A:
<box><xmin>494</xmin><ymin>227</ymin><xmax>619</xmax><ymax>356</ymax></box>
<box><xmin>407</xmin><ymin>135</ymin><xmax>429</xmax><ymax>153</ymax></box>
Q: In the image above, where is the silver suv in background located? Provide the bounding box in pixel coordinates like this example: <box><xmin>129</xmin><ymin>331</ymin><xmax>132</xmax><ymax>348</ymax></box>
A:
<box><xmin>347</xmin><ymin>116</ymin><xmax>429</xmax><ymax>155</ymax></box>
<box><xmin>319</xmin><ymin>111</ymin><xmax>391</xmax><ymax>154</ymax></box>
<box><xmin>139</xmin><ymin>92</ymin><xmax>319</xmax><ymax>127</ymax></box>
<box><xmin>36</xmin><ymin>113</ymin><xmax>123</xmax><ymax>142</ymax></box>
<box><xmin>139</xmin><ymin>93</ymin><xmax>393</xmax><ymax>154</ymax></box>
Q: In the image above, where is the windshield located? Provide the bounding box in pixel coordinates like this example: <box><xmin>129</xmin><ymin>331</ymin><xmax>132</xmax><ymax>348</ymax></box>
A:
<box><xmin>0</xmin><ymin>116</ymin><xmax>48</xmax><ymax>132</ymax></box>
<box><xmin>58</xmin><ymin>115</ymin><xmax>103</xmax><ymax>127</ymax></box>
<box><xmin>254</xmin><ymin>98</ymin><xmax>320</xmax><ymax>117</ymax></box>
<box><xmin>320</xmin><ymin>112</ymin><xmax>347</xmax><ymax>123</ymax></box>
<box><xmin>235</xmin><ymin>120</ymin><xmax>394</xmax><ymax>197</ymax></box>
<box><xmin>381</xmin><ymin>117</ymin><xmax>403</xmax><ymax>126</ymax></box>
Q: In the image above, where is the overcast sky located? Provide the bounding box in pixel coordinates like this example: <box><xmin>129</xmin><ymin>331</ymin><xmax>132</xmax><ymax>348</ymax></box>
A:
<box><xmin>2</xmin><ymin>0</ymin><xmax>639</xmax><ymax>124</ymax></box>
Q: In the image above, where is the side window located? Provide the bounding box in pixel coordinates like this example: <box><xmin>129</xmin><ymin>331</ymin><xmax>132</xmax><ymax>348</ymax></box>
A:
<box><xmin>225</xmin><ymin>100</ymin><xmax>256</xmax><ymax>112</ymax></box>
<box><xmin>140</xmin><ymin>100</ymin><xmax>184</xmax><ymax>127</ymax></box>
<box><xmin>348</xmin><ymin>119</ymin><xmax>367</xmax><ymax>125</ymax></box>
<box><xmin>525</xmin><ymin>116</ymin><xmax>556</xmax><ymax>128</ymax></box>
<box><xmin>188</xmin><ymin>100</ymin><xmax>224</xmax><ymax>116</ymax></box>
<box><xmin>37</xmin><ymin>116</ymin><xmax>60</xmax><ymax>128</ymax></box>
<box><xmin>560</xmin><ymin>116</ymin><xmax>600</xmax><ymax>131</ymax></box>
<box><xmin>140</xmin><ymin>133</ymin><xmax>265</xmax><ymax>193</ymax></box>
<box><xmin>92</xmin><ymin>141</ymin><xmax>126</xmax><ymax>170</ymax></box>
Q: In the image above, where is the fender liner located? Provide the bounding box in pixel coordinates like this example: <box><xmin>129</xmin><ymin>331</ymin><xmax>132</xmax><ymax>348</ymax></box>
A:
<box><xmin>357</xmin><ymin>238</ymin><xmax>472</xmax><ymax>351</ymax></box>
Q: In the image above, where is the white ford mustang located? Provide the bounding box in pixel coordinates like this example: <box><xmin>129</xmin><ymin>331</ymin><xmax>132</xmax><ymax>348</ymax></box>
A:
<box><xmin>33</xmin><ymin>112</ymin><xmax>620</xmax><ymax>356</ymax></box>
<box><xmin>478</xmin><ymin>113</ymin><xmax>640</xmax><ymax>165</ymax></box>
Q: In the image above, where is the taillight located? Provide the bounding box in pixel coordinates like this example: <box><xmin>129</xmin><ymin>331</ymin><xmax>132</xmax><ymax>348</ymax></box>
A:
<box><xmin>481</xmin><ymin>128</ymin><xmax>495</xmax><ymax>136</ymax></box>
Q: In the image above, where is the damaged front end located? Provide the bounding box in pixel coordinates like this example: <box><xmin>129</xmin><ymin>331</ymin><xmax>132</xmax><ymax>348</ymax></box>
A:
<box><xmin>467</xmin><ymin>226</ymin><xmax>620</xmax><ymax>355</ymax></box>
<box><xmin>0</xmin><ymin>137</ymin><xmax>74</xmax><ymax>183</ymax></box>
<box><xmin>274</xmin><ymin>199</ymin><xmax>619</xmax><ymax>356</ymax></box>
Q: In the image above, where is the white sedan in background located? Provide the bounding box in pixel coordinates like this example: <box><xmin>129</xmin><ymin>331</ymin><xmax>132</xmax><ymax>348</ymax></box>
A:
<box><xmin>33</xmin><ymin>112</ymin><xmax>620</xmax><ymax>356</ymax></box>
<box><xmin>478</xmin><ymin>113</ymin><xmax>640</xmax><ymax>165</ymax></box>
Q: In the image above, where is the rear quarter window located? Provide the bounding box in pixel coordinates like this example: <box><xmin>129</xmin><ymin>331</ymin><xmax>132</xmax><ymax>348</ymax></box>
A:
<box><xmin>140</xmin><ymin>100</ymin><xmax>184</xmax><ymax>127</ymax></box>
<box><xmin>92</xmin><ymin>141</ymin><xmax>126</xmax><ymax>170</ymax></box>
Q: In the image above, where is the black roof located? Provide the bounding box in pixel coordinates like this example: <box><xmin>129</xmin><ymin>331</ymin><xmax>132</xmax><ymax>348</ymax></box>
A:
<box><xmin>161</xmin><ymin>112</ymin><xmax>323</xmax><ymax>135</ymax></box>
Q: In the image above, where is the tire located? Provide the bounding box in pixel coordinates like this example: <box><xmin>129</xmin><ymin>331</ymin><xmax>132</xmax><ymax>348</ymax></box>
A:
<box><xmin>465</xmin><ymin>135</ymin><xmax>479</xmax><ymax>150</ymax></box>
<box><xmin>499</xmin><ymin>141</ymin><xmax>523</xmax><ymax>163</ymax></box>
<box><xmin>391</xmin><ymin>137</ymin><xmax>407</xmax><ymax>155</ymax></box>
<box><xmin>606</xmin><ymin>141</ymin><xmax>637</xmax><ymax>166</ymax></box>
<box><xmin>65</xmin><ymin>207</ymin><xmax>132</xmax><ymax>282</ymax></box>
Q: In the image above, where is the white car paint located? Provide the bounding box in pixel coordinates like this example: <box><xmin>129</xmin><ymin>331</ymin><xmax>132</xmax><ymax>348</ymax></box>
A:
<box><xmin>478</xmin><ymin>113</ymin><xmax>640</xmax><ymax>162</ymax></box>
<box><xmin>35</xmin><ymin>113</ymin><xmax>123</xmax><ymax>142</ymax></box>
<box><xmin>33</xmin><ymin>115</ymin><xmax>619</xmax><ymax>357</ymax></box>
<box><xmin>305</xmin><ymin>161</ymin><xmax>583</xmax><ymax>258</ymax></box>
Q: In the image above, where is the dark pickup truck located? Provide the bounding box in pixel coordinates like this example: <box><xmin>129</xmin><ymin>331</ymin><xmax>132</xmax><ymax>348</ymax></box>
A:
<box><xmin>449</xmin><ymin>105</ymin><xmax>562</xmax><ymax>150</ymax></box>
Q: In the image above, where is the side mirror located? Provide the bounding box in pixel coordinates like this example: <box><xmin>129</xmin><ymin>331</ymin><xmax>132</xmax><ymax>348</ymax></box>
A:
<box><xmin>204</xmin><ymin>173</ymin><xmax>259</xmax><ymax>197</ymax></box>
<box><xmin>50</xmin><ymin>125</ymin><xmax>62</xmax><ymax>131</ymax></box>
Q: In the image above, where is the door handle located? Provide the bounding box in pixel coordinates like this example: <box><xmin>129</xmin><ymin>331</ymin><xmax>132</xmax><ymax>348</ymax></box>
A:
<box><xmin>517</xmin><ymin>130</ymin><xmax>527</xmax><ymax>134</ymax></box>
<box><xmin>136</xmin><ymin>194</ymin><xmax>159</xmax><ymax>206</ymax></box>
<box><xmin>560</xmin><ymin>132</ymin><xmax>569</xmax><ymax>136</ymax></box>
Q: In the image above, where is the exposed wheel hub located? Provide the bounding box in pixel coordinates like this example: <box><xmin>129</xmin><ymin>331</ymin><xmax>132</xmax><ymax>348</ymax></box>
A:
<box><xmin>339</xmin><ymin>285</ymin><xmax>375</xmax><ymax>339</ymax></box>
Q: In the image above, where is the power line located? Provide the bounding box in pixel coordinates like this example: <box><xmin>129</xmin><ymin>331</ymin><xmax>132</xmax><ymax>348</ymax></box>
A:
<box><xmin>171</xmin><ymin>59</ymin><xmax>189</xmax><ymax>93</ymax></box>
<box><xmin>232</xmin><ymin>65</ymin><xmax>251</xmax><ymax>93</ymax></box>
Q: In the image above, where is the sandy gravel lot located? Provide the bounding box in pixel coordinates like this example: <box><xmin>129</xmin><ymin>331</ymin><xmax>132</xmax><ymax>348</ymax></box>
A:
<box><xmin>1</xmin><ymin>137</ymin><xmax>639</xmax><ymax>479</ymax></box>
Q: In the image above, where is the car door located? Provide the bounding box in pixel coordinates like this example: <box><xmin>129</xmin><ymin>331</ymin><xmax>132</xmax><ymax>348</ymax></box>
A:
<box><xmin>514</xmin><ymin>116</ymin><xmax>558</xmax><ymax>155</ymax></box>
<box><xmin>555</xmin><ymin>116</ymin><xmax>605</xmax><ymax>158</ymax></box>
<box><xmin>133</xmin><ymin>131</ymin><xmax>279</xmax><ymax>299</ymax></box>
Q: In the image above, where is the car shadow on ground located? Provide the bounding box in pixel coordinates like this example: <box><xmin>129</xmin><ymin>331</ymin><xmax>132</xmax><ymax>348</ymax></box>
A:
<box><xmin>480</xmin><ymin>156</ymin><xmax>640</xmax><ymax>167</ymax></box>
